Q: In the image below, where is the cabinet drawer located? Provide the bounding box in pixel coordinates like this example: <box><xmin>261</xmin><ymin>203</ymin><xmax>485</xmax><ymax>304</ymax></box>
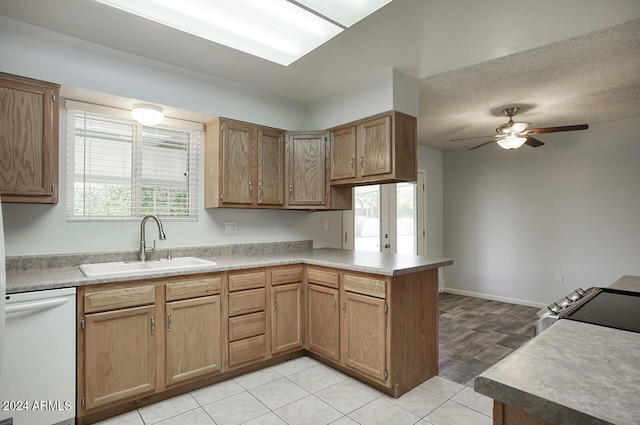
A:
<box><xmin>343</xmin><ymin>274</ymin><xmax>386</xmax><ymax>299</ymax></box>
<box><xmin>228</xmin><ymin>312</ymin><xmax>266</xmax><ymax>342</ymax></box>
<box><xmin>307</xmin><ymin>267</ymin><xmax>339</xmax><ymax>289</ymax></box>
<box><xmin>228</xmin><ymin>271</ymin><xmax>266</xmax><ymax>291</ymax></box>
<box><xmin>84</xmin><ymin>285</ymin><xmax>155</xmax><ymax>313</ymax></box>
<box><xmin>228</xmin><ymin>334</ymin><xmax>267</xmax><ymax>367</ymax></box>
<box><xmin>166</xmin><ymin>276</ymin><xmax>222</xmax><ymax>301</ymax></box>
<box><xmin>228</xmin><ymin>288</ymin><xmax>266</xmax><ymax>316</ymax></box>
<box><xmin>271</xmin><ymin>266</ymin><xmax>303</xmax><ymax>286</ymax></box>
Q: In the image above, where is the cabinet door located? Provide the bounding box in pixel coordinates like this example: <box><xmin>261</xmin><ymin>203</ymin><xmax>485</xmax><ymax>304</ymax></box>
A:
<box><xmin>257</xmin><ymin>128</ymin><xmax>284</xmax><ymax>205</ymax></box>
<box><xmin>220</xmin><ymin>121</ymin><xmax>254</xmax><ymax>204</ymax></box>
<box><xmin>84</xmin><ymin>305</ymin><xmax>156</xmax><ymax>409</ymax></box>
<box><xmin>358</xmin><ymin>116</ymin><xmax>392</xmax><ymax>177</ymax></box>
<box><xmin>166</xmin><ymin>295</ymin><xmax>221</xmax><ymax>386</ymax></box>
<box><xmin>341</xmin><ymin>291</ymin><xmax>387</xmax><ymax>381</ymax></box>
<box><xmin>308</xmin><ymin>284</ymin><xmax>340</xmax><ymax>361</ymax></box>
<box><xmin>271</xmin><ymin>282</ymin><xmax>303</xmax><ymax>354</ymax></box>
<box><xmin>330</xmin><ymin>126</ymin><xmax>356</xmax><ymax>180</ymax></box>
<box><xmin>286</xmin><ymin>133</ymin><xmax>327</xmax><ymax>206</ymax></box>
<box><xmin>0</xmin><ymin>73</ymin><xmax>59</xmax><ymax>203</ymax></box>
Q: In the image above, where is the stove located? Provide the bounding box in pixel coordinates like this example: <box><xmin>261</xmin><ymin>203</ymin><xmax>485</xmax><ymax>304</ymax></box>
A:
<box><xmin>535</xmin><ymin>287</ymin><xmax>640</xmax><ymax>336</ymax></box>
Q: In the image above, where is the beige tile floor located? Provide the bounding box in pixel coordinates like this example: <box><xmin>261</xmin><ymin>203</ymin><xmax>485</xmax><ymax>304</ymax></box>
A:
<box><xmin>95</xmin><ymin>356</ymin><xmax>493</xmax><ymax>425</ymax></box>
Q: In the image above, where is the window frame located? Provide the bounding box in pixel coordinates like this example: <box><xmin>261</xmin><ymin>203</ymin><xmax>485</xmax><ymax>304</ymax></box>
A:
<box><xmin>65</xmin><ymin>100</ymin><xmax>203</xmax><ymax>222</ymax></box>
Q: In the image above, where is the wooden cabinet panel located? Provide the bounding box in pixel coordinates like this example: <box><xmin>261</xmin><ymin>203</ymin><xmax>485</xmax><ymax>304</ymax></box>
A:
<box><xmin>358</xmin><ymin>116</ymin><xmax>392</xmax><ymax>177</ymax></box>
<box><xmin>229</xmin><ymin>311</ymin><xmax>266</xmax><ymax>342</ymax></box>
<box><xmin>341</xmin><ymin>291</ymin><xmax>387</xmax><ymax>382</ymax></box>
<box><xmin>330</xmin><ymin>111</ymin><xmax>416</xmax><ymax>186</ymax></box>
<box><xmin>307</xmin><ymin>284</ymin><xmax>340</xmax><ymax>361</ymax></box>
<box><xmin>84</xmin><ymin>285</ymin><xmax>155</xmax><ymax>313</ymax></box>
<box><xmin>0</xmin><ymin>72</ymin><xmax>59</xmax><ymax>204</ymax></box>
<box><xmin>166</xmin><ymin>295</ymin><xmax>221</xmax><ymax>386</ymax></box>
<box><xmin>220</xmin><ymin>121</ymin><xmax>253</xmax><ymax>204</ymax></box>
<box><xmin>271</xmin><ymin>265</ymin><xmax>303</xmax><ymax>286</ymax></box>
<box><xmin>330</xmin><ymin>126</ymin><xmax>356</xmax><ymax>180</ymax></box>
<box><xmin>228</xmin><ymin>334</ymin><xmax>267</xmax><ymax>367</ymax></box>
<box><xmin>286</xmin><ymin>132</ymin><xmax>327</xmax><ymax>206</ymax></box>
<box><xmin>271</xmin><ymin>282</ymin><xmax>303</xmax><ymax>354</ymax></box>
<box><xmin>228</xmin><ymin>270</ymin><xmax>266</xmax><ymax>291</ymax></box>
<box><xmin>257</xmin><ymin>128</ymin><xmax>284</xmax><ymax>205</ymax></box>
<box><xmin>343</xmin><ymin>274</ymin><xmax>386</xmax><ymax>299</ymax></box>
<box><xmin>307</xmin><ymin>267</ymin><xmax>340</xmax><ymax>289</ymax></box>
<box><xmin>84</xmin><ymin>305</ymin><xmax>156</xmax><ymax>409</ymax></box>
<box><xmin>165</xmin><ymin>276</ymin><xmax>222</xmax><ymax>301</ymax></box>
<box><xmin>228</xmin><ymin>288</ymin><xmax>266</xmax><ymax>316</ymax></box>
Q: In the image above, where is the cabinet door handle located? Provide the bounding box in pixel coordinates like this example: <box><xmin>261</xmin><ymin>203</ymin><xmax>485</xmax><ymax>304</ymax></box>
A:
<box><xmin>333</xmin><ymin>297</ymin><xmax>338</xmax><ymax>315</ymax></box>
<box><xmin>350</xmin><ymin>157</ymin><xmax>355</xmax><ymax>169</ymax></box>
<box><xmin>259</xmin><ymin>182</ymin><xmax>264</xmax><ymax>197</ymax></box>
<box><xmin>343</xmin><ymin>301</ymin><xmax>347</xmax><ymax>317</ymax></box>
<box><xmin>167</xmin><ymin>313</ymin><xmax>172</xmax><ymax>332</ymax></box>
<box><xmin>150</xmin><ymin>316</ymin><xmax>155</xmax><ymax>335</ymax></box>
<box><xmin>289</xmin><ymin>184</ymin><xmax>293</xmax><ymax>194</ymax></box>
<box><xmin>273</xmin><ymin>295</ymin><xmax>277</xmax><ymax>310</ymax></box>
<box><xmin>360</xmin><ymin>155</ymin><xmax>364</xmax><ymax>169</ymax></box>
<box><xmin>248</xmin><ymin>182</ymin><xmax>253</xmax><ymax>194</ymax></box>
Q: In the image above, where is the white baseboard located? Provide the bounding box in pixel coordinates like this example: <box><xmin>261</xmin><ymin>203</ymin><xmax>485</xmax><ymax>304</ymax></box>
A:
<box><xmin>442</xmin><ymin>287</ymin><xmax>546</xmax><ymax>309</ymax></box>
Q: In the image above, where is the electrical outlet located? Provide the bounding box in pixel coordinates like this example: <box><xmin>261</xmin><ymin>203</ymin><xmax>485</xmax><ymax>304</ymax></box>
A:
<box><xmin>555</xmin><ymin>274</ymin><xmax>563</xmax><ymax>285</ymax></box>
<box><xmin>225</xmin><ymin>221</ymin><xmax>238</xmax><ymax>234</ymax></box>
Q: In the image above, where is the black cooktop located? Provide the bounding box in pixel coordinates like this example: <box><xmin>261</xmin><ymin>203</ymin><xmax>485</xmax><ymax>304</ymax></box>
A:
<box><xmin>562</xmin><ymin>288</ymin><xmax>640</xmax><ymax>333</ymax></box>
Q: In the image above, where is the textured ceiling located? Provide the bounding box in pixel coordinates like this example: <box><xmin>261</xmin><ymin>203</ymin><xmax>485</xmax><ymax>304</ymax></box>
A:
<box><xmin>420</xmin><ymin>19</ymin><xmax>640</xmax><ymax>150</ymax></box>
<box><xmin>1</xmin><ymin>0</ymin><xmax>639</xmax><ymax>150</ymax></box>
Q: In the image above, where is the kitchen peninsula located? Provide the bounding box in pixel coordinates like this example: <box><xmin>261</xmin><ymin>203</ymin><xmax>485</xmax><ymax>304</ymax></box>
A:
<box><xmin>475</xmin><ymin>275</ymin><xmax>640</xmax><ymax>425</ymax></box>
<box><xmin>5</xmin><ymin>243</ymin><xmax>452</xmax><ymax>424</ymax></box>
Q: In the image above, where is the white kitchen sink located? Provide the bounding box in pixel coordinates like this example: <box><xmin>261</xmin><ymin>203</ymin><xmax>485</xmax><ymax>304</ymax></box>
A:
<box><xmin>79</xmin><ymin>257</ymin><xmax>217</xmax><ymax>277</ymax></box>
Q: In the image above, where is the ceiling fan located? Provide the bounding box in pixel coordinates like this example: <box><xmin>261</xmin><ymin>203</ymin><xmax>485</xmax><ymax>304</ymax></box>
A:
<box><xmin>450</xmin><ymin>107</ymin><xmax>589</xmax><ymax>151</ymax></box>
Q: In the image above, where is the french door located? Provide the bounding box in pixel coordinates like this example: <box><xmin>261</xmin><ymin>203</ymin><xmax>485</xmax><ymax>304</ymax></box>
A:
<box><xmin>343</xmin><ymin>170</ymin><xmax>426</xmax><ymax>255</ymax></box>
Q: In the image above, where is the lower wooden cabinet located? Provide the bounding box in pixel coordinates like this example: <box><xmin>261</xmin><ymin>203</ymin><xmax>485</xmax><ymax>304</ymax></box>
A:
<box><xmin>165</xmin><ymin>295</ymin><xmax>221</xmax><ymax>385</ymax></box>
<box><xmin>341</xmin><ymin>291</ymin><xmax>387</xmax><ymax>381</ymax></box>
<box><xmin>271</xmin><ymin>282</ymin><xmax>303</xmax><ymax>354</ymax></box>
<box><xmin>83</xmin><ymin>305</ymin><xmax>157</xmax><ymax>410</ymax></box>
<box><xmin>307</xmin><ymin>283</ymin><xmax>340</xmax><ymax>361</ymax></box>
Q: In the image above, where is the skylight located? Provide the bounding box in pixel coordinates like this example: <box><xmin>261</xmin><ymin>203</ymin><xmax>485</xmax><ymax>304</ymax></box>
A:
<box><xmin>93</xmin><ymin>0</ymin><xmax>393</xmax><ymax>66</ymax></box>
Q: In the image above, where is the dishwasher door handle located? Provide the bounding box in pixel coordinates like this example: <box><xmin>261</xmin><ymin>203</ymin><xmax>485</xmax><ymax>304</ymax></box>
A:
<box><xmin>6</xmin><ymin>297</ymin><xmax>70</xmax><ymax>318</ymax></box>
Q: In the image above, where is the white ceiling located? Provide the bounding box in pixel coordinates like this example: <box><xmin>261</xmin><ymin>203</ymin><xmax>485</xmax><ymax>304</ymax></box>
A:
<box><xmin>1</xmin><ymin>0</ymin><xmax>639</xmax><ymax>150</ymax></box>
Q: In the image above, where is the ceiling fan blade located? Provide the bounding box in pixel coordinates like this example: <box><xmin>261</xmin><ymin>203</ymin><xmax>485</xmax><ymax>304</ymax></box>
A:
<box><xmin>524</xmin><ymin>135</ymin><xmax>545</xmax><ymax>148</ymax></box>
<box><xmin>468</xmin><ymin>140</ymin><xmax>495</xmax><ymax>151</ymax></box>
<box><xmin>510</xmin><ymin>122</ymin><xmax>530</xmax><ymax>133</ymax></box>
<box><xmin>529</xmin><ymin>124</ymin><xmax>588</xmax><ymax>134</ymax></box>
<box><xmin>450</xmin><ymin>135</ymin><xmax>496</xmax><ymax>142</ymax></box>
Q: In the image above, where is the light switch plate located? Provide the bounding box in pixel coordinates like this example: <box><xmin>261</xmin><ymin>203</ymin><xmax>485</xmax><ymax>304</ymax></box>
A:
<box><xmin>225</xmin><ymin>221</ymin><xmax>238</xmax><ymax>234</ymax></box>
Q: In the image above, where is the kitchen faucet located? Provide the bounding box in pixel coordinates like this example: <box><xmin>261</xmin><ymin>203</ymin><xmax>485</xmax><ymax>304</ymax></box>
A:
<box><xmin>139</xmin><ymin>215</ymin><xmax>166</xmax><ymax>261</ymax></box>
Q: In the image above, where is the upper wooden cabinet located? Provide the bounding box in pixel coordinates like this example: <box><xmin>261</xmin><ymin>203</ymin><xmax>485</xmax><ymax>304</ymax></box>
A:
<box><xmin>330</xmin><ymin>111</ymin><xmax>416</xmax><ymax>186</ymax></box>
<box><xmin>0</xmin><ymin>72</ymin><xmax>59</xmax><ymax>203</ymax></box>
<box><xmin>285</xmin><ymin>132</ymin><xmax>352</xmax><ymax>210</ymax></box>
<box><xmin>205</xmin><ymin>118</ymin><xmax>285</xmax><ymax>208</ymax></box>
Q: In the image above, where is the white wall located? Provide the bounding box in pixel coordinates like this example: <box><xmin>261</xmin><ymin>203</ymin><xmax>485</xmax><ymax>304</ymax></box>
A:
<box><xmin>443</xmin><ymin>116</ymin><xmax>640</xmax><ymax>305</ymax></box>
<box><xmin>0</xmin><ymin>16</ymin><xmax>344</xmax><ymax>256</ymax></box>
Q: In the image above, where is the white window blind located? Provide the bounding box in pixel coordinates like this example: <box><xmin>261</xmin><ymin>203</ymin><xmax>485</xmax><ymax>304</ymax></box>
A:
<box><xmin>66</xmin><ymin>101</ymin><xmax>201</xmax><ymax>221</ymax></box>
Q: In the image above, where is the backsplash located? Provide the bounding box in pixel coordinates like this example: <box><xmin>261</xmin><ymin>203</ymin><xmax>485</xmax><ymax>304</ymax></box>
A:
<box><xmin>6</xmin><ymin>240</ymin><xmax>313</xmax><ymax>272</ymax></box>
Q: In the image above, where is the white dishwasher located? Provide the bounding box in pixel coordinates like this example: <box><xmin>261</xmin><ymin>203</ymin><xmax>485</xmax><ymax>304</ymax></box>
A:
<box><xmin>0</xmin><ymin>287</ymin><xmax>76</xmax><ymax>425</ymax></box>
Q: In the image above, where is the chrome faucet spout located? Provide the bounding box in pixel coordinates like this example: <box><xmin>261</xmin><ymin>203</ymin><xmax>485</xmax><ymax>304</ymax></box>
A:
<box><xmin>139</xmin><ymin>215</ymin><xmax>167</xmax><ymax>261</ymax></box>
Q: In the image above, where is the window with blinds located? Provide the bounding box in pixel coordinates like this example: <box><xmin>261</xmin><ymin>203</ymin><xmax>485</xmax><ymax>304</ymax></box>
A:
<box><xmin>66</xmin><ymin>102</ymin><xmax>201</xmax><ymax>221</ymax></box>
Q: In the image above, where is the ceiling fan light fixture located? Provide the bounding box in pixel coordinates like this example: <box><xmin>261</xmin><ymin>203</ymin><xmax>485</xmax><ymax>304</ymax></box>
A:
<box><xmin>497</xmin><ymin>134</ymin><xmax>527</xmax><ymax>150</ymax></box>
<box><xmin>131</xmin><ymin>104</ymin><xmax>164</xmax><ymax>126</ymax></box>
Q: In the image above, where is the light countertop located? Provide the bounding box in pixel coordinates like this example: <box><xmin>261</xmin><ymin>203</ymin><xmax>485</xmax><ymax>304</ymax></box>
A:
<box><xmin>475</xmin><ymin>275</ymin><xmax>640</xmax><ymax>425</ymax></box>
<box><xmin>6</xmin><ymin>248</ymin><xmax>452</xmax><ymax>294</ymax></box>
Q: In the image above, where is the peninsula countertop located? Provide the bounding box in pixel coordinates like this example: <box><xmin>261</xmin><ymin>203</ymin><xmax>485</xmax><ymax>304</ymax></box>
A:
<box><xmin>6</xmin><ymin>247</ymin><xmax>453</xmax><ymax>294</ymax></box>
<box><xmin>474</xmin><ymin>275</ymin><xmax>640</xmax><ymax>425</ymax></box>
